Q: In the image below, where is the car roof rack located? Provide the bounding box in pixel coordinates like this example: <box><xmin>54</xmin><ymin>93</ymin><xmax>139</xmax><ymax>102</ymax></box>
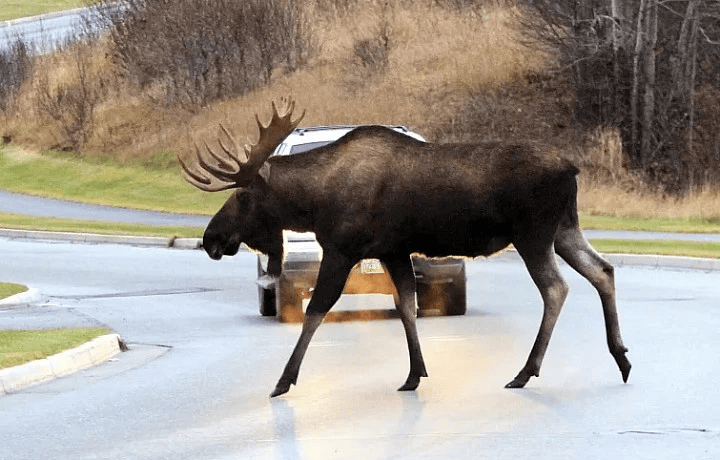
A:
<box><xmin>293</xmin><ymin>125</ymin><xmax>410</xmax><ymax>136</ymax></box>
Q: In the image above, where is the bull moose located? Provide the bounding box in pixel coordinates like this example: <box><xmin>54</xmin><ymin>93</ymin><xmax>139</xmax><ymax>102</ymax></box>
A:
<box><xmin>179</xmin><ymin>98</ymin><xmax>631</xmax><ymax>397</ymax></box>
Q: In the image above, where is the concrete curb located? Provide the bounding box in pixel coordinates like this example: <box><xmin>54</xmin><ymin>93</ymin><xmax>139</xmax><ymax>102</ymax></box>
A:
<box><xmin>604</xmin><ymin>253</ymin><xmax>720</xmax><ymax>271</ymax></box>
<box><xmin>0</xmin><ymin>228</ymin><xmax>202</xmax><ymax>249</ymax></box>
<box><xmin>0</xmin><ymin>333</ymin><xmax>123</xmax><ymax>395</ymax></box>
<box><xmin>490</xmin><ymin>249</ymin><xmax>720</xmax><ymax>272</ymax></box>
<box><xmin>0</xmin><ymin>288</ymin><xmax>43</xmax><ymax>307</ymax></box>
<box><xmin>491</xmin><ymin>248</ymin><xmax>720</xmax><ymax>272</ymax></box>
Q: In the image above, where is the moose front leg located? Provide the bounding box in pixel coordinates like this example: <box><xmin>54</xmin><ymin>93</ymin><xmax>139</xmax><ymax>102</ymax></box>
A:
<box><xmin>382</xmin><ymin>254</ymin><xmax>428</xmax><ymax>391</ymax></box>
<box><xmin>270</xmin><ymin>251</ymin><xmax>354</xmax><ymax>397</ymax></box>
<box><xmin>506</xmin><ymin>243</ymin><xmax>569</xmax><ymax>389</ymax></box>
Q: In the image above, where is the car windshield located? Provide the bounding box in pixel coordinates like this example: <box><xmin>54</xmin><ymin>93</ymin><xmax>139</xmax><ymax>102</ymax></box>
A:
<box><xmin>289</xmin><ymin>141</ymin><xmax>333</xmax><ymax>155</ymax></box>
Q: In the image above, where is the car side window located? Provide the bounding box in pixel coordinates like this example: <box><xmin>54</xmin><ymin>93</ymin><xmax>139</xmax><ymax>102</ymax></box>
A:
<box><xmin>289</xmin><ymin>141</ymin><xmax>333</xmax><ymax>155</ymax></box>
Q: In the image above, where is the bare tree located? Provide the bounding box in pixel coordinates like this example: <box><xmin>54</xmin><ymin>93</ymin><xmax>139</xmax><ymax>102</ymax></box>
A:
<box><xmin>517</xmin><ymin>0</ymin><xmax>720</xmax><ymax>193</ymax></box>
<box><xmin>631</xmin><ymin>0</ymin><xmax>657</xmax><ymax>168</ymax></box>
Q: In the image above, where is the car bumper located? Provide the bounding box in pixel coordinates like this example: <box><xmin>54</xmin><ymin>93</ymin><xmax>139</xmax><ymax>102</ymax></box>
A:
<box><xmin>261</xmin><ymin>253</ymin><xmax>465</xmax><ymax>293</ymax></box>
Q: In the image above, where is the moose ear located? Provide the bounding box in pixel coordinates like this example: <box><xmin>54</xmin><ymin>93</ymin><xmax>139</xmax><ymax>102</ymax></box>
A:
<box><xmin>258</xmin><ymin>162</ymin><xmax>271</xmax><ymax>183</ymax></box>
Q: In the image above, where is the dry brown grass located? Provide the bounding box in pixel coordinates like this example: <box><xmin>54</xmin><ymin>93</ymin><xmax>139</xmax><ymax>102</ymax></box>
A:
<box><xmin>5</xmin><ymin>1</ymin><xmax>539</xmax><ymax>161</ymax></box>
<box><xmin>579</xmin><ymin>181</ymin><xmax>720</xmax><ymax>220</ymax></box>
<box><xmin>180</xmin><ymin>2</ymin><xmax>544</xmax><ymax>156</ymax></box>
<box><xmin>578</xmin><ymin>126</ymin><xmax>720</xmax><ymax>220</ymax></box>
<box><xmin>2</xmin><ymin>0</ymin><xmax>720</xmax><ymax>221</ymax></box>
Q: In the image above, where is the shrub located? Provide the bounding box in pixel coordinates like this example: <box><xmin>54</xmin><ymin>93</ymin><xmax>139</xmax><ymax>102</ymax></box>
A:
<box><xmin>93</xmin><ymin>0</ymin><xmax>308</xmax><ymax>108</ymax></box>
<box><xmin>33</xmin><ymin>39</ymin><xmax>111</xmax><ymax>153</ymax></box>
<box><xmin>0</xmin><ymin>38</ymin><xmax>33</xmax><ymax>112</ymax></box>
<box><xmin>353</xmin><ymin>21</ymin><xmax>391</xmax><ymax>74</ymax></box>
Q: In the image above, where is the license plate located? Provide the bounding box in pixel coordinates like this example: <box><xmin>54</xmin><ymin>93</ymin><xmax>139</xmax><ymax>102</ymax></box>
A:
<box><xmin>360</xmin><ymin>259</ymin><xmax>384</xmax><ymax>274</ymax></box>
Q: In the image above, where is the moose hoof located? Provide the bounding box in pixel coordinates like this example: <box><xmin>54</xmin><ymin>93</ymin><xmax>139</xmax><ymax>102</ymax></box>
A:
<box><xmin>504</xmin><ymin>378</ymin><xmax>528</xmax><ymax>389</ymax></box>
<box><xmin>270</xmin><ymin>379</ymin><xmax>292</xmax><ymax>398</ymax></box>
<box><xmin>615</xmin><ymin>352</ymin><xmax>632</xmax><ymax>383</ymax></box>
<box><xmin>397</xmin><ymin>375</ymin><xmax>421</xmax><ymax>392</ymax></box>
<box><xmin>505</xmin><ymin>371</ymin><xmax>534</xmax><ymax>389</ymax></box>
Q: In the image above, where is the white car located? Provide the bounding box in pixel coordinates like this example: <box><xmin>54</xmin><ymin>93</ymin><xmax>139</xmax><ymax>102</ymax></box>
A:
<box><xmin>257</xmin><ymin>125</ymin><xmax>467</xmax><ymax>322</ymax></box>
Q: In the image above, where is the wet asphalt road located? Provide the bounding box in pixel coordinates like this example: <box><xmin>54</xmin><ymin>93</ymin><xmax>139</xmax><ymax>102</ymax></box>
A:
<box><xmin>0</xmin><ymin>237</ymin><xmax>719</xmax><ymax>459</ymax></box>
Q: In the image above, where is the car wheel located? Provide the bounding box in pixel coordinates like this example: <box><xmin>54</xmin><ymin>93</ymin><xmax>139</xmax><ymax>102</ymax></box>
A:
<box><xmin>416</xmin><ymin>264</ymin><xmax>467</xmax><ymax>316</ymax></box>
<box><xmin>257</xmin><ymin>259</ymin><xmax>277</xmax><ymax>317</ymax></box>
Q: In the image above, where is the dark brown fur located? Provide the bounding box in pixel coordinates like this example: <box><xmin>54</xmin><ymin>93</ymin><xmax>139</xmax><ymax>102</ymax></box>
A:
<box><xmin>202</xmin><ymin>126</ymin><xmax>631</xmax><ymax>396</ymax></box>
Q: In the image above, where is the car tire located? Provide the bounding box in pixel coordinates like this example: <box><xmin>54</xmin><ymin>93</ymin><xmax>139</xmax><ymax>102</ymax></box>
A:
<box><xmin>416</xmin><ymin>264</ymin><xmax>467</xmax><ymax>316</ymax></box>
<box><xmin>257</xmin><ymin>260</ymin><xmax>277</xmax><ymax>317</ymax></box>
<box><xmin>259</xmin><ymin>286</ymin><xmax>277</xmax><ymax>317</ymax></box>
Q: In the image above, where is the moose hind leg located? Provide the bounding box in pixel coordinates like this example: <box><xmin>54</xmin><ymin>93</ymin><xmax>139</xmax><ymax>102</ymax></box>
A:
<box><xmin>554</xmin><ymin>225</ymin><xmax>631</xmax><ymax>383</ymax></box>
<box><xmin>383</xmin><ymin>254</ymin><xmax>428</xmax><ymax>391</ymax></box>
<box><xmin>270</xmin><ymin>252</ymin><xmax>354</xmax><ymax>397</ymax></box>
<box><xmin>506</xmin><ymin>243</ymin><xmax>569</xmax><ymax>389</ymax></box>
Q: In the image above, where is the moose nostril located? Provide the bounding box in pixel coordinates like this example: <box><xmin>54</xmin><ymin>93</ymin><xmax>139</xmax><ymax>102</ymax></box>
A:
<box><xmin>205</xmin><ymin>245</ymin><xmax>223</xmax><ymax>260</ymax></box>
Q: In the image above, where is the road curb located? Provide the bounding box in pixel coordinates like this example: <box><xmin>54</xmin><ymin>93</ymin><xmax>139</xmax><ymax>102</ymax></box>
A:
<box><xmin>604</xmin><ymin>252</ymin><xmax>720</xmax><ymax>271</ymax></box>
<box><xmin>487</xmin><ymin>247</ymin><xmax>720</xmax><ymax>272</ymax></box>
<box><xmin>0</xmin><ymin>333</ymin><xmax>124</xmax><ymax>395</ymax></box>
<box><xmin>0</xmin><ymin>288</ymin><xmax>43</xmax><ymax>307</ymax></box>
<box><xmin>0</xmin><ymin>228</ymin><xmax>202</xmax><ymax>249</ymax></box>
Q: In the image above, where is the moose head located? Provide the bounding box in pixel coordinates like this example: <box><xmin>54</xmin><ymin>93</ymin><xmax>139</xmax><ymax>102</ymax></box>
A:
<box><xmin>179</xmin><ymin>99</ymin><xmax>304</xmax><ymax>264</ymax></box>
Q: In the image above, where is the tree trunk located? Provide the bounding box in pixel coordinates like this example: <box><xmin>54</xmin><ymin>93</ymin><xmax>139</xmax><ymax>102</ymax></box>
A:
<box><xmin>677</xmin><ymin>0</ymin><xmax>701</xmax><ymax>164</ymax></box>
<box><xmin>640</xmin><ymin>0</ymin><xmax>658</xmax><ymax>169</ymax></box>
<box><xmin>610</xmin><ymin>0</ymin><xmax>622</xmax><ymax>117</ymax></box>
<box><xmin>630</xmin><ymin>0</ymin><xmax>647</xmax><ymax>167</ymax></box>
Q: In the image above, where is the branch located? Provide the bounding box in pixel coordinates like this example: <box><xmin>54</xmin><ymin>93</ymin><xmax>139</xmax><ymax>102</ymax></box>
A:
<box><xmin>699</xmin><ymin>27</ymin><xmax>720</xmax><ymax>46</ymax></box>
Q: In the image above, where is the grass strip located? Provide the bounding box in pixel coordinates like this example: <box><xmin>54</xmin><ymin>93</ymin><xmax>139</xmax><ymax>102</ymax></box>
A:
<box><xmin>0</xmin><ymin>147</ymin><xmax>228</xmax><ymax>215</ymax></box>
<box><xmin>0</xmin><ymin>212</ymin><xmax>204</xmax><ymax>238</ymax></box>
<box><xmin>590</xmin><ymin>239</ymin><xmax>720</xmax><ymax>259</ymax></box>
<box><xmin>0</xmin><ymin>327</ymin><xmax>111</xmax><ymax>369</ymax></box>
<box><xmin>580</xmin><ymin>213</ymin><xmax>720</xmax><ymax>234</ymax></box>
<box><xmin>0</xmin><ymin>1</ymin><xmax>89</xmax><ymax>22</ymax></box>
<box><xmin>0</xmin><ymin>282</ymin><xmax>28</xmax><ymax>300</ymax></box>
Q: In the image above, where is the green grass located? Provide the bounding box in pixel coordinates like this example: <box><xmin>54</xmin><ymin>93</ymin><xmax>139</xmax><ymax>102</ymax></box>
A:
<box><xmin>580</xmin><ymin>213</ymin><xmax>720</xmax><ymax>234</ymax></box>
<box><xmin>0</xmin><ymin>282</ymin><xmax>28</xmax><ymax>300</ymax></box>
<box><xmin>0</xmin><ymin>327</ymin><xmax>111</xmax><ymax>369</ymax></box>
<box><xmin>0</xmin><ymin>1</ymin><xmax>91</xmax><ymax>22</ymax></box>
<box><xmin>590</xmin><ymin>239</ymin><xmax>720</xmax><ymax>259</ymax></box>
<box><xmin>0</xmin><ymin>146</ymin><xmax>228</xmax><ymax>214</ymax></box>
<box><xmin>0</xmin><ymin>212</ymin><xmax>204</xmax><ymax>238</ymax></box>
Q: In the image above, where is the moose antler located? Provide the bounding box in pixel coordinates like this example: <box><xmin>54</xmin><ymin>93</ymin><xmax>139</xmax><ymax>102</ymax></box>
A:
<box><xmin>180</xmin><ymin>98</ymin><xmax>305</xmax><ymax>191</ymax></box>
